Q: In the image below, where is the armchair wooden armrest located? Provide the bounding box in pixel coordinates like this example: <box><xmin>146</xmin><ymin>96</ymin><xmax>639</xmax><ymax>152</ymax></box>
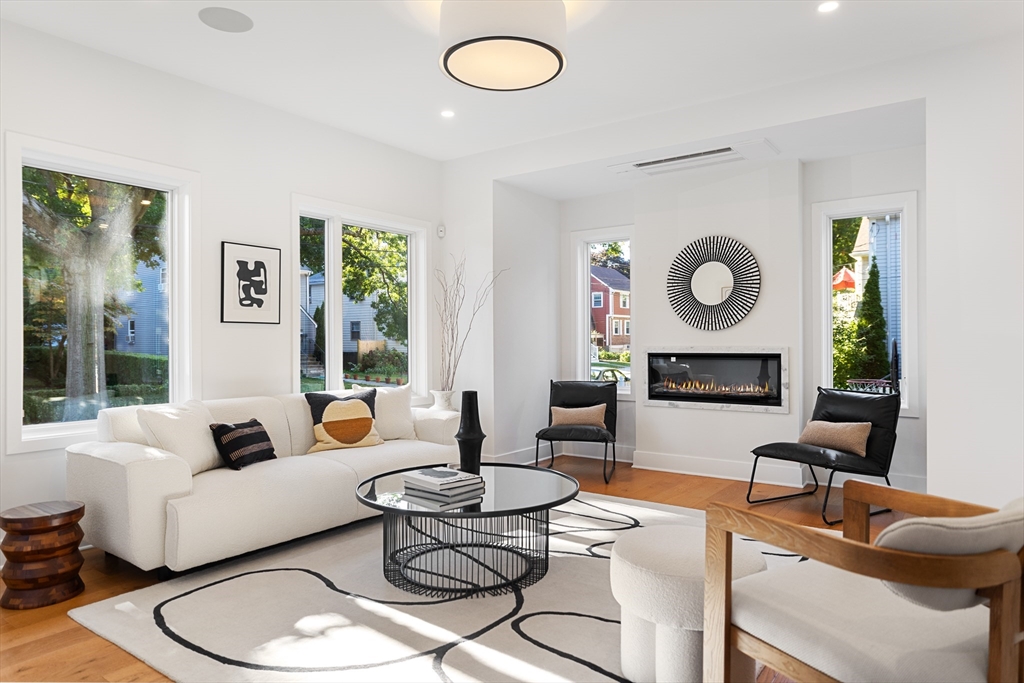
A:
<box><xmin>703</xmin><ymin>501</ymin><xmax>1023</xmax><ymax>683</ymax></box>
<box><xmin>842</xmin><ymin>480</ymin><xmax>998</xmax><ymax>542</ymax></box>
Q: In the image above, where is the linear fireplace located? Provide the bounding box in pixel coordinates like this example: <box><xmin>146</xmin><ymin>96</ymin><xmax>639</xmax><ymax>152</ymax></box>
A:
<box><xmin>646</xmin><ymin>347</ymin><xmax>787</xmax><ymax>413</ymax></box>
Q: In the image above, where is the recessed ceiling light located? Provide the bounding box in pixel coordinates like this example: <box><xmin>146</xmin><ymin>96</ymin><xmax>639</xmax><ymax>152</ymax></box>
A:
<box><xmin>198</xmin><ymin>7</ymin><xmax>254</xmax><ymax>33</ymax></box>
<box><xmin>818</xmin><ymin>2</ymin><xmax>839</xmax><ymax>12</ymax></box>
<box><xmin>441</xmin><ymin>110</ymin><xmax>455</xmax><ymax>118</ymax></box>
<box><xmin>140</xmin><ymin>199</ymin><xmax>152</xmax><ymax>205</ymax></box>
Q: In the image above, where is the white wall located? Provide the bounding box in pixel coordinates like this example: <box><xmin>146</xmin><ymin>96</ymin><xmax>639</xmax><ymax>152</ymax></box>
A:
<box><xmin>629</xmin><ymin>161</ymin><xmax>804</xmax><ymax>484</ymax></box>
<box><xmin>0</xmin><ymin>21</ymin><xmax>441</xmax><ymax>511</ymax></box>
<box><xmin>444</xmin><ymin>34</ymin><xmax>1022</xmax><ymax>507</ymax></box>
<box><xmin>491</xmin><ymin>182</ymin><xmax>561</xmax><ymax>460</ymax></box>
<box><xmin>802</xmin><ymin>145</ymin><xmax>927</xmax><ymax>491</ymax></box>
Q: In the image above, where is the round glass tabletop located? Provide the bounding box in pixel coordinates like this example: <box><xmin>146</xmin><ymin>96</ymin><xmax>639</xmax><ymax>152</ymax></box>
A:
<box><xmin>356</xmin><ymin>462</ymin><xmax>579</xmax><ymax>518</ymax></box>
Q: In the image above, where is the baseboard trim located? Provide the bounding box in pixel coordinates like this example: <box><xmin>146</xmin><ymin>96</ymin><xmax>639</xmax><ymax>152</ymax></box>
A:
<box><xmin>806</xmin><ymin>467</ymin><xmax>927</xmax><ymax>493</ymax></box>
<box><xmin>486</xmin><ymin>443</ymin><xmax>637</xmax><ymax>465</ymax></box>
<box><xmin>561</xmin><ymin>442</ymin><xmax>635</xmax><ymax>463</ymax></box>
<box><xmin>633</xmin><ymin>450</ymin><xmax>803</xmax><ymax>487</ymax></box>
<box><xmin>484</xmin><ymin>445</ymin><xmax>562</xmax><ymax>465</ymax></box>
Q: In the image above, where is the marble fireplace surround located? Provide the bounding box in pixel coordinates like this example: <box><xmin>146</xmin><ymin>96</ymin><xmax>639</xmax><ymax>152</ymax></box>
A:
<box><xmin>643</xmin><ymin>346</ymin><xmax>789</xmax><ymax>414</ymax></box>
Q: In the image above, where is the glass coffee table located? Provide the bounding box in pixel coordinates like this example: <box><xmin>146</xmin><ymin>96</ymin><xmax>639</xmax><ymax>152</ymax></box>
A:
<box><xmin>356</xmin><ymin>463</ymin><xmax>579</xmax><ymax>597</ymax></box>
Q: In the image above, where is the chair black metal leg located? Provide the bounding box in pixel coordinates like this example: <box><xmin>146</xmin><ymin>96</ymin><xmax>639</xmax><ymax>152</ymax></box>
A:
<box><xmin>746</xmin><ymin>457</ymin><xmax>819</xmax><ymax>505</ymax></box>
<box><xmin>822</xmin><ymin>473</ymin><xmax>894</xmax><ymax>526</ymax></box>
<box><xmin>535</xmin><ymin>438</ymin><xmax>541</xmax><ymax>467</ymax></box>
<box><xmin>602</xmin><ymin>441</ymin><xmax>616</xmax><ymax>484</ymax></box>
<box><xmin>549</xmin><ymin>440</ymin><xmax>555</xmax><ymax>468</ymax></box>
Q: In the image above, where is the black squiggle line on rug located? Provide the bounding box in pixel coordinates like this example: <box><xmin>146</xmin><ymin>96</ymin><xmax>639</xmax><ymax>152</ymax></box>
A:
<box><xmin>152</xmin><ymin>567</ymin><xmax>524</xmax><ymax>676</ymax></box>
<box><xmin>511</xmin><ymin>611</ymin><xmax>629</xmax><ymax>683</ymax></box>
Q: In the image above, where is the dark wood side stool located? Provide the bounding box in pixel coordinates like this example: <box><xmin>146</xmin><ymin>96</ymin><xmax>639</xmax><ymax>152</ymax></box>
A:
<box><xmin>1</xmin><ymin>501</ymin><xmax>85</xmax><ymax>610</ymax></box>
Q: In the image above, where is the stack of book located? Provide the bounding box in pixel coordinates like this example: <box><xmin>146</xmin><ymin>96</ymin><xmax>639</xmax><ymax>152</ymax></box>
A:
<box><xmin>402</xmin><ymin>466</ymin><xmax>485</xmax><ymax>511</ymax></box>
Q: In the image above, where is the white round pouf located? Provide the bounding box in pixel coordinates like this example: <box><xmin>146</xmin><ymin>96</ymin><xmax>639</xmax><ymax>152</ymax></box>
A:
<box><xmin>610</xmin><ymin>524</ymin><xmax>767</xmax><ymax>682</ymax></box>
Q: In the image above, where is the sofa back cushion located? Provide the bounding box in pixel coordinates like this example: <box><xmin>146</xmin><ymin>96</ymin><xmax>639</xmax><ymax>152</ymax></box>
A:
<box><xmin>97</xmin><ymin>405</ymin><xmax>150</xmax><ymax>445</ymax></box>
<box><xmin>202</xmin><ymin>397</ymin><xmax>293</xmax><ymax>458</ymax></box>
<box><xmin>874</xmin><ymin>497</ymin><xmax>1024</xmax><ymax>611</ymax></box>
<box><xmin>137</xmin><ymin>400</ymin><xmax>222</xmax><ymax>475</ymax></box>
<box><xmin>275</xmin><ymin>390</ymin><xmax>352</xmax><ymax>456</ymax></box>
<box><xmin>349</xmin><ymin>383</ymin><xmax>416</xmax><ymax>440</ymax></box>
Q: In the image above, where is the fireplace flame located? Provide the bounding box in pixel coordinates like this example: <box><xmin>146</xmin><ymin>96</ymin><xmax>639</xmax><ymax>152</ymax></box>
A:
<box><xmin>662</xmin><ymin>378</ymin><xmax>773</xmax><ymax>396</ymax></box>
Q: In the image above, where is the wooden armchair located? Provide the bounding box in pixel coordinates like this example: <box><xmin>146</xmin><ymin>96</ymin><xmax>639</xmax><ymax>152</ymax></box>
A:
<box><xmin>704</xmin><ymin>481</ymin><xmax>1023</xmax><ymax>683</ymax></box>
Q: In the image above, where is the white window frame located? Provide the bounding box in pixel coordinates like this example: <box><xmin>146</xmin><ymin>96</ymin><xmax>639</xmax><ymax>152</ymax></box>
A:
<box><xmin>625</xmin><ymin>319</ymin><xmax>631</xmax><ymax>336</ymax></box>
<box><xmin>290</xmin><ymin>194</ymin><xmax>428</xmax><ymax>400</ymax></box>
<box><xmin>3</xmin><ymin>132</ymin><xmax>202</xmax><ymax>454</ymax></box>
<box><xmin>350</xmin><ymin>320</ymin><xmax>361</xmax><ymax>341</ymax></box>
<box><xmin>621</xmin><ymin>293</ymin><xmax>629</xmax><ymax>309</ymax></box>
<box><xmin>591</xmin><ymin>291</ymin><xmax>603</xmax><ymax>308</ymax></box>
<box><xmin>127</xmin><ymin>319</ymin><xmax>136</xmax><ymax>345</ymax></box>
<box><xmin>613</xmin><ymin>319</ymin><xmax>621</xmax><ymax>336</ymax></box>
<box><xmin>570</xmin><ymin>226</ymin><xmax>634</xmax><ymax>398</ymax></box>
<box><xmin>811</xmin><ymin>192</ymin><xmax>919</xmax><ymax>417</ymax></box>
<box><xmin>158</xmin><ymin>266</ymin><xmax>167</xmax><ymax>292</ymax></box>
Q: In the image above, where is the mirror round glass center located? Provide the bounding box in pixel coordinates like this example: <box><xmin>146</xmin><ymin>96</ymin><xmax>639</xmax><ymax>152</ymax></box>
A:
<box><xmin>691</xmin><ymin>262</ymin><xmax>734</xmax><ymax>305</ymax></box>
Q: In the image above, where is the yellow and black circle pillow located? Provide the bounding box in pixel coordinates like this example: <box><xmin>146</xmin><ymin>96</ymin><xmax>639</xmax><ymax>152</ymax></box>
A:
<box><xmin>305</xmin><ymin>389</ymin><xmax>384</xmax><ymax>453</ymax></box>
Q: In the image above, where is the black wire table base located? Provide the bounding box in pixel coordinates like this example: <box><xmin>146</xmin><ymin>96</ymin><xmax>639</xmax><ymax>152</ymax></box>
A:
<box><xmin>381</xmin><ymin>510</ymin><xmax>550</xmax><ymax>598</ymax></box>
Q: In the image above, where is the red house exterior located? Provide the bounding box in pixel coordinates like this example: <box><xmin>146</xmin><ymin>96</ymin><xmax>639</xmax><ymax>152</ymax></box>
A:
<box><xmin>590</xmin><ymin>266</ymin><xmax>631</xmax><ymax>350</ymax></box>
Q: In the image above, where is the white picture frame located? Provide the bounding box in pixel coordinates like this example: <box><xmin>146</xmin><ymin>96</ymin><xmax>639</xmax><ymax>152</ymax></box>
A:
<box><xmin>220</xmin><ymin>241</ymin><xmax>281</xmax><ymax>324</ymax></box>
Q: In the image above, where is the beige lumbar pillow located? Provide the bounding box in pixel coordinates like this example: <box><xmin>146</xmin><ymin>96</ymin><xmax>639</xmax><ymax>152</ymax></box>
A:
<box><xmin>137</xmin><ymin>399</ymin><xmax>221</xmax><ymax>475</ymax></box>
<box><xmin>551</xmin><ymin>404</ymin><xmax>607</xmax><ymax>429</ymax></box>
<box><xmin>349</xmin><ymin>383</ymin><xmax>416</xmax><ymax>440</ymax></box>
<box><xmin>797</xmin><ymin>420</ymin><xmax>871</xmax><ymax>456</ymax></box>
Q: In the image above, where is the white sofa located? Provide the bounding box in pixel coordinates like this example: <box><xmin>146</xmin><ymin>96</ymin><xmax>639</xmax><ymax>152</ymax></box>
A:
<box><xmin>66</xmin><ymin>392</ymin><xmax>460</xmax><ymax>572</ymax></box>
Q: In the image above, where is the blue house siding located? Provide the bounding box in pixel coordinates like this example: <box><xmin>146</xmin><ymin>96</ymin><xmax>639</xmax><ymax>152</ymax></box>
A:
<box><xmin>869</xmin><ymin>216</ymin><xmax>902</xmax><ymax>358</ymax></box>
<box><xmin>113</xmin><ymin>261</ymin><xmax>168</xmax><ymax>357</ymax></box>
<box><xmin>299</xmin><ymin>273</ymin><xmax>407</xmax><ymax>358</ymax></box>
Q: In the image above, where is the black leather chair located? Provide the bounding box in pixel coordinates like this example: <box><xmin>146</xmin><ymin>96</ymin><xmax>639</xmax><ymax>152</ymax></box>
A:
<box><xmin>535</xmin><ymin>380</ymin><xmax>617</xmax><ymax>483</ymax></box>
<box><xmin>747</xmin><ymin>386</ymin><xmax>901</xmax><ymax>525</ymax></box>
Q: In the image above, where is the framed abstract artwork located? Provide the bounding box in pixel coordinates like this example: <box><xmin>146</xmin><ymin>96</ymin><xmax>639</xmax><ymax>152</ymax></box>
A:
<box><xmin>220</xmin><ymin>241</ymin><xmax>281</xmax><ymax>324</ymax></box>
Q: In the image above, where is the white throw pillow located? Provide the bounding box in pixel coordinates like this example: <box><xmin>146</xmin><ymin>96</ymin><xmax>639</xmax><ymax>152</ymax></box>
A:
<box><xmin>137</xmin><ymin>400</ymin><xmax>221</xmax><ymax>475</ymax></box>
<box><xmin>348</xmin><ymin>383</ymin><xmax>416</xmax><ymax>440</ymax></box>
<box><xmin>874</xmin><ymin>497</ymin><xmax>1024</xmax><ymax>611</ymax></box>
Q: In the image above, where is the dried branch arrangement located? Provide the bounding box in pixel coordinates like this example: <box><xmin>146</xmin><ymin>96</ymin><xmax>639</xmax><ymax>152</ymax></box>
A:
<box><xmin>435</xmin><ymin>255</ymin><xmax>506</xmax><ymax>391</ymax></box>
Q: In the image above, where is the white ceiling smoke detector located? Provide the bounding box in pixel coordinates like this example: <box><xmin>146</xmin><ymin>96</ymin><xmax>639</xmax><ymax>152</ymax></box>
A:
<box><xmin>439</xmin><ymin>0</ymin><xmax>567</xmax><ymax>91</ymax></box>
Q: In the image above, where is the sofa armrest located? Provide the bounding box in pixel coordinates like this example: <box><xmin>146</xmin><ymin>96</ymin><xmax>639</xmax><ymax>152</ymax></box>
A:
<box><xmin>66</xmin><ymin>441</ymin><xmax>192</xmax><ymax>571</ymax></box>
<box><xmin>412</xmin><ymin>408</ymin><xmax>460</xmax><ymax>445</ymax></box>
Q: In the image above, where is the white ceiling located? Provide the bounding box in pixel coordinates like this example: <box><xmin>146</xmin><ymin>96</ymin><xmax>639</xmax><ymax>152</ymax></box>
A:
<box><xmin>501</xmin><ymin>99</ymin><xmax>926</xmax><ymax>200</ymax></box>
<box><xmin>1</xmin><ymin>1</ymin><xmax>1019</xmax><ymax>161</ymax></box>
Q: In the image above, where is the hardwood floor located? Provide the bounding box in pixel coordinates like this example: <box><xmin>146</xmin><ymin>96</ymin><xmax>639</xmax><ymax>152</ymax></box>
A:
<box><xmin>0</xmin><ymin>456</ymin><xmax>903</xmax><ymax>682</ymax></box>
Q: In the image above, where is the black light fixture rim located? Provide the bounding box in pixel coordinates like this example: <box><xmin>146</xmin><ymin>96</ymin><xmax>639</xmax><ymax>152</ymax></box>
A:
<box><xmin>441</xmin><ymin>35</ymin><xmax>565</xmax><ymax>92</ymax></box>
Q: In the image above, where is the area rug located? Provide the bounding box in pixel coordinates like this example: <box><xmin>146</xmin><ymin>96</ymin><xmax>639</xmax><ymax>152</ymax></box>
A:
<box><xmin>69</xmin><ymin>493</ymin><xmax>804</xmax><ymax>682</ymax></box>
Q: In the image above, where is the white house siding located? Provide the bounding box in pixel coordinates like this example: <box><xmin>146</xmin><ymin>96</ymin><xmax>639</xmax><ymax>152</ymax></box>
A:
<box><xmin>300</xmin><ymin>274</ymin><xmax>407</xmax><ymax>357</ymax></box>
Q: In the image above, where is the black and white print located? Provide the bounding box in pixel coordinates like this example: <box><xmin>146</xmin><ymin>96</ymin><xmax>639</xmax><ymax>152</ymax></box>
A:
<box><xmin>221</xmin><ymin>241</ymin><xmax>281</xmax><ymax>324</ymax></box>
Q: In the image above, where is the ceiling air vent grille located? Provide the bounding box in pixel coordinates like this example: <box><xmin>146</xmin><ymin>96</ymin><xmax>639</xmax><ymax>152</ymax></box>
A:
<box><xmin>608</xmin><ymin>140</ymin><xmax>778</xmax><ymax>177</ymax></box>
<box><xmin>633</xmin><ymin>147</ymin><xmax>736</xmax><ymax>169</ymax></box>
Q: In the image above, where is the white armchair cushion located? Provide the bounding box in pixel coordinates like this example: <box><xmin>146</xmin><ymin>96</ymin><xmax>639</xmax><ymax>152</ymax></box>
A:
<box><xmin>137</xmin><ymin>400</ymin><xmax>221</xmax><ymax>475</ymax></box>
<box><xmin>874</xmin><ymin>497</ymin><xmax>1024</xmax><ymax>611</ymax></box>
<box><xmin>411</xmin><ymin>408</ymin><xmax>460</xmax><ymax>445</ymax></box>
<box><xmin>350</xmin><ymin>383</ymin><xmax>416</xmax><ymax>440</ymax></box>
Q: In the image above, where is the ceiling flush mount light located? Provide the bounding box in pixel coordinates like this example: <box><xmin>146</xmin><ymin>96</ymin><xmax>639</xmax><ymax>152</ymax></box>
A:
<box><xmin>198</xmin><ymin>7</ymin><xmax>254</xmax><ymax>33</ymax></box>
<box><xmin>818</xmin><ymin>2</ymin><xmax>839</xmax><ymax>12</ymax></box>
<box><xmin>441</xmin><ymin>110</ymin><xmax>455</xmax><ymax>118</ymax></box>
<box><xmin>439</xmin><ymin>0</ymin><xmax>567</xmax><ymax>91</ymax></box>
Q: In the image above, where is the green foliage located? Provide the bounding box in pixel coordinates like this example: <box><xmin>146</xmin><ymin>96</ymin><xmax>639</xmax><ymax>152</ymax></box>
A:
<box><xmin>620</xmin><ymin>350</ymin><xmax>631</xmax><ymax>363</ymax></box>
<box><xmin>856</xmin><ymin>257</ymin><xmax>889</xmax><ymax>379</ymax></box>
<box><xmin>298</xmin><ymin>218</ymin><xmax>409</xmax><ymax>346</ymax></box>
<box><xmin>357</xmin><ymin>348</ymin><xmax>408</xmax><ymax>374</ymax></box>
<box><xmin>832</xmin><ymin>217</ymin><xmax>861</xmax><ymax>274</ymax></box>
<box><xmin>312</xmin><ymin>303</ymin><xmax>325</xmax><ymax>363</ymax></box>
<box><xmin>831</xmin><ymin>314</ymin><xmax>861</xmax><ymax>388</ymax></box>
<box><xmin>104</xmin><ymin>351</ymin><xmax>168</xmax><ymax>386</ymax></box>
<box><xmin>598</xmin><ymin>349</ymin><xmax>631</xmax><ymax>363</ymax></box>
<box><xmin>22</xmin><ymin>383</ymin><xmax>167</xmax><ymax>425</ymax></box>
<box><xmin>590</xmin><ymin>241</ymin><xmax>630</xmax><ymax>278</ymax></box>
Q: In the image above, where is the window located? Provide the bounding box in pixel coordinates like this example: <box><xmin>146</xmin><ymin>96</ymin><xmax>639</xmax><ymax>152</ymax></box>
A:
<box><xmin>298</xmin><ymin>216</ymin><xmax>326</xmax><ymax>392</ymax></box>
<box><xmin>293</xmin><ymin>195</ymin><xmax>423</xmax><ymax>394</ymax></box>
<box><xmin>625</xmin><ymin>320</ymin><xmax>630</xmax><ymax>336</ymax></box>
<box><xmin>621</xmin><ymin>293</ymin><xmax>629</xmax><ymax>309</ymax></box>
<box><xmin>21</xmin><ymin>166</ymin><xmax>169</xmax><ymax>425</ymax></box>
<box><xmin>813</xmin><ymin>192</ymin><xmax>918</xmax><ymax>415</ymax></box>
<box><xmin>587</xmin><ymin>239</ymin><xmax>631</xmax><ymax>392</ymax></box>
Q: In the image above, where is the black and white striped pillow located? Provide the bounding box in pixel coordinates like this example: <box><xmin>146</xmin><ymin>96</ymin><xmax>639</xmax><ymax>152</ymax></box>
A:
<box><xmin>209</xmin><ymin>418</ymin><xmax>277</xmax><ymax>470</ymax></box>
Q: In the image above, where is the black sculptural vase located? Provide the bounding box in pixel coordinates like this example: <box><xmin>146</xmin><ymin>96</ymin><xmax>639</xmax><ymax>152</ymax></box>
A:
<box><xmin>455</xmin><ymin>390</ymin><xmax>485</xmax><ymax>475</ymax></box>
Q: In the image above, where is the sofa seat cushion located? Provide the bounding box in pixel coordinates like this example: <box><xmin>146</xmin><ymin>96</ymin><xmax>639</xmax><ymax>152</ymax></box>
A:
<box><xmin>731</xmin><ymin>559</ymin><xmax>989</xmax><ymax>683</ymax></box>
<box><xmin>165</xmin><ymin>456</ymin><xmax>357</xmax><ymax>571</ymax></box>
<box><xmin>307</xmin><ymin>439</ymin><xmax>456</xmax><ymax>485</ymax></box>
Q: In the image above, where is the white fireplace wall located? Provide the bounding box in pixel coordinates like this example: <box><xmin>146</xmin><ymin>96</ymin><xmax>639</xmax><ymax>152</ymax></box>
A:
<box><xmin>629</xmin><ymin>160</ymin><xmax>804</xmax><ymax>485</ymax></box>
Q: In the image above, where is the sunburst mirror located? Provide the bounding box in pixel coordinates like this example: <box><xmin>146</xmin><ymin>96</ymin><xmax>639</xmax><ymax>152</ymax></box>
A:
<box><xmin>666</xmin><ymin>236</ymin><xmax>760</xmax><ymax>330</ymax></box>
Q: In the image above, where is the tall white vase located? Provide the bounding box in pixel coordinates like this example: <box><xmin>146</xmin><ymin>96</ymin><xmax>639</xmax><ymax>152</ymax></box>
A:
<box><xmin>429</xmin><ymin>390</ymin><xmax>456</xmax><ymax>411</ymax></box>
